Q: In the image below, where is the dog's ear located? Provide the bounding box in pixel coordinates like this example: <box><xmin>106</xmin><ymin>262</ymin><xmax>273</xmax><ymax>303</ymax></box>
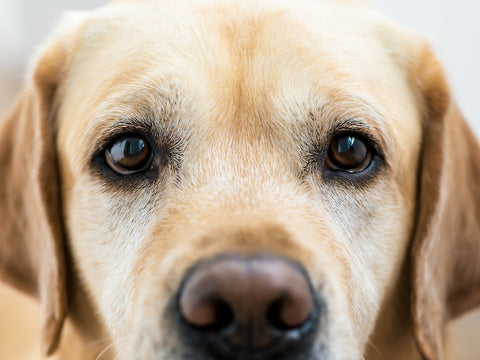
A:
<box><xmin>0</xmin><ymin>36</ymin><xmax>70</xmax><ymax>356</ymax></box>
<box><xmin>411</xmin><ymin>44</ymin><xmax>480</xmax><ymax>359</ymax></box>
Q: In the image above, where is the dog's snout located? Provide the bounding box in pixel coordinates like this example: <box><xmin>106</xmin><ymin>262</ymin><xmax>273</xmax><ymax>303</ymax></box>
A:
<box><xmin>178</xmin><ymin>256</ymin><xmax>318</xmax><ymax>358</ymax></box>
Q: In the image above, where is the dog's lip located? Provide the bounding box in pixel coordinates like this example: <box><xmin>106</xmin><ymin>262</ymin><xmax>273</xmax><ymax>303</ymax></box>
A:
<box><xmin>200</xmin><ymin>311</ymin><xmax>318</xmax><ymax>356</ymax></box>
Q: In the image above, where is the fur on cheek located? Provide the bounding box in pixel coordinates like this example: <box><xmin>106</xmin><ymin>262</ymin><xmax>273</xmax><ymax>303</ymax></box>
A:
<box><xmin>66</xmin><ymin>180</ymin><xmax>163</xmax><ymax>342</ymax></box>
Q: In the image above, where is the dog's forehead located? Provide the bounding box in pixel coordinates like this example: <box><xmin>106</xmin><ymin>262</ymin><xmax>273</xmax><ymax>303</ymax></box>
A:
<box><xmin>57</xmin><ymin>0</ymin><xmax>422</xmax><ymax>173</ymax></box>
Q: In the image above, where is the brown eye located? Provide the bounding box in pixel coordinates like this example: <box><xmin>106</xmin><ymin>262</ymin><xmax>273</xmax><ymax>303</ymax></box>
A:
<box><xmin>326</xmin><ymin>135</ymin><xmax>372</xmax><ymax>172</ymax></box>
<box><xmin>105</xmin><ymin>135</ymin><xmax>153</xmax><ymax>175</ymax></box>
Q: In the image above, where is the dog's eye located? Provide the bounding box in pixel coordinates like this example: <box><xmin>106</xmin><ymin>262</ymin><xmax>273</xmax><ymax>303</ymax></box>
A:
<box><xmin>326</xmin><ymin>135</ymin><xmax>372</xmax><ymax>172</ymax></box>
<box><xmin>105</xmin><ymin>135</ymin><xmax>153</xmax><ymax>175</ymax></box>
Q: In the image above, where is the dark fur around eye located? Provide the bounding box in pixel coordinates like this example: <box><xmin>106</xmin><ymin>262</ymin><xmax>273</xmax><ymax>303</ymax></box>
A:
<box><xmin>306</xmin><ymin>130</ymin><xmax>385</xmax><ymax>186</ymax></box>
<box><xmin>90</xmin><ymin>123</ymin><xmax>182</xmax><ymax>186</ymax></box>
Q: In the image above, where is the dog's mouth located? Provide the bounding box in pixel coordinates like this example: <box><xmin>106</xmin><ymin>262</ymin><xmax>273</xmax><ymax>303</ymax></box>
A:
<box><xmin>193</xmin><ymin>313</ymin><xmax>319</xmax><ymax>360</ymax></box>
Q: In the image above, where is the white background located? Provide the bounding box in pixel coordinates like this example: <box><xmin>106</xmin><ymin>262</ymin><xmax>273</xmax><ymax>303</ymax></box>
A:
<box><xmin>368</xmin><ymin>0</ymin><xmax>480</xmax><ymax>135</ymax></box>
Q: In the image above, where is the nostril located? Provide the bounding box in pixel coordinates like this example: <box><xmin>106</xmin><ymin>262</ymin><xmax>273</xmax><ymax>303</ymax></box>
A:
<box><xmin>208</xmin><ymin>299</ymin><xmax>235</xmax><ymax>332</ymax></box>
<box><xmin>267</xmin><ymin>296</ymin><xmax>313</xmax><ymax>332</ymax></box>
<box><xmin>268</xmin><ymin>299</ymin><xmax>301</xmax><ymax>331</ymax></box>
<box><xmin>185</xmin><ymin>298</ymin><xmax>235</xmax><ymax>332</ymax></box>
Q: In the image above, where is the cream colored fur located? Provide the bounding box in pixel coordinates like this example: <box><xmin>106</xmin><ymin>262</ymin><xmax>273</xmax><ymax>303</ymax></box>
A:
<box><xmin>0</xmin><ymin>1</ymin><xmax>479</xmax><ymax>360</ymax></box>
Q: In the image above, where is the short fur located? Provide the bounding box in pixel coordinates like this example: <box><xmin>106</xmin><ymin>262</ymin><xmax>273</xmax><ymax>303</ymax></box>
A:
<box><xmin>0</xmin><ymin>0</ymin><xmax>479</xmax><ymax>359</ymax></box>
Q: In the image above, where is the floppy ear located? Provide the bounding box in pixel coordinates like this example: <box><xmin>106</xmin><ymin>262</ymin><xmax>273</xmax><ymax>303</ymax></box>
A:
<box><xmin>0</xmin><ymin>40</ymin><xmax>68</xmax><ymax>356</ymax></box>
<box><xmin>411</xmin><ymin>45</ymin><xmax>480</xmax><ymax>360</ymax></box>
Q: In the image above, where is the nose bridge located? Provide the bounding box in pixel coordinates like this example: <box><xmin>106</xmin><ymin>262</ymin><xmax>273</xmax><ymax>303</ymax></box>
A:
<box><xmin>152</xmin><ymin>130</ymin><xmax>333</xmax><ymax>277</ymax></box>
<box><xmin>184</xmin><ymin>138</ymin><xmax>304</xmax><ymax>214</ymax></box>
<box><xmin>163</xmin><ymin>144</ymin><xmax>325</xmax><ymax>260</ymax></box>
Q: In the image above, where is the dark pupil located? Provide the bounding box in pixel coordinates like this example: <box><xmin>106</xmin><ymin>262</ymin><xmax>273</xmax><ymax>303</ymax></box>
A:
<box><xmin>110</xmin><ymin>137</ymin><xmax>148</xmax><ymax>169</ymax></box>
<box><xmin>332</xmin><ymin>136</ymin><xmax>367</xmax><ymax>168</ymax></box>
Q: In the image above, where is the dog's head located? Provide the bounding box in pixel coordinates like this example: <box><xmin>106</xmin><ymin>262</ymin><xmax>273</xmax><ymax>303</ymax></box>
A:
<box><xmin>1</xmin><ymin>1</ymin><xmax>479</xmax><ymax>359</ymax></box>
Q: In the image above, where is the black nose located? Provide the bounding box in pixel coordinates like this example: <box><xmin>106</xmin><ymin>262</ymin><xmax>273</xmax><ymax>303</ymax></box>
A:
<box><xmin>177</xmin><ymin>255</ymin><xmax>319</xmax><ymax>358</ymax></box>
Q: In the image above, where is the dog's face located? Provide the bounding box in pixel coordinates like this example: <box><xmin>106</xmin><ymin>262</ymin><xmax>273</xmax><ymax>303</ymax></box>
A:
<box><xmin>56</xmin><ymin>1</ymin><xmax>422</xmax><ymax>358</ymax></box>
<box><xmin>1</xmin><ymin>1</ymin><xmax>479</xmax><ymax>360</ymax></box>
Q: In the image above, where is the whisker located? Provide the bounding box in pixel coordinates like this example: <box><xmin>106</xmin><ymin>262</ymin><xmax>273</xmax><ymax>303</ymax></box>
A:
<box><xmin>95</xmin><ymin>336</ymin><xmax>131</xmax><ymax>360</ymax></box>
<box><xmin>365</xmin><ymin>339</ymin><xmax>384</xmax><ymax>360</ymax></box>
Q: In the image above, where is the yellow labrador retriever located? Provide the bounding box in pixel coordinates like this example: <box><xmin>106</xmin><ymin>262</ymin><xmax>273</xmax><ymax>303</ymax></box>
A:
<box><xmin>0</xmin><ymin>0</ymin><xmax>479</xmax><ymax>359</ymax></box>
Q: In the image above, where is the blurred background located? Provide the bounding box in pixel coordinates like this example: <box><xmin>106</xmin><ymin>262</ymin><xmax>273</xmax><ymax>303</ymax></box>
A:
<box><xmin>0</xmin><ymin>0</ymin><xmax>479</xmax><ymax>359</ymax></box>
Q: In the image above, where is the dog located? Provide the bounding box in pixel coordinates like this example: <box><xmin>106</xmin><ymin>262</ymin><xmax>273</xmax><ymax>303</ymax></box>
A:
<box><xmin>0</xmin><ymin>0</ymin><xmax>479</xmax><ymax>359</ymax></box>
